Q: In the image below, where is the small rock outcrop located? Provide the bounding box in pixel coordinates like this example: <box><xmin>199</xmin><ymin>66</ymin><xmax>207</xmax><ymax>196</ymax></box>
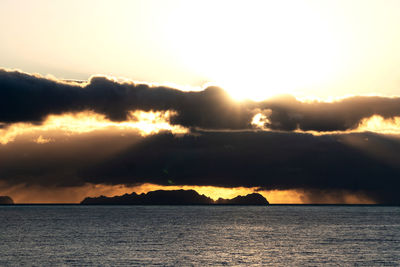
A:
<box><xmin>0</xmin><ymin>196</ymin><xmax>14</xmax><ymax>204</ymax></box>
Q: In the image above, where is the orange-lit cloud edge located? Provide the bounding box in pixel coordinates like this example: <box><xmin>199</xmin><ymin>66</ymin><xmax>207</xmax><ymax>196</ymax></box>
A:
<box><xmin>2</xmin><ymin>71</ymin><xmax>400</xmax><ymax>204</ymax></box>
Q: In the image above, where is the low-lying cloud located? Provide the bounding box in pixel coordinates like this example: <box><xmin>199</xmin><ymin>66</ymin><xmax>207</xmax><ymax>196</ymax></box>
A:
<box><xmin>2</xmin><ymin>68</ymin><xmax>400</xmax><ymax>132</ymax></box>
<box><xmin>0</xmin><ymin>69</ymin><xmax>253</xmax><ymax>129</ymax></box>
<box><xmin>83</xmin><ymin>131</ymin><xmax>400</xmax><ymax>204</ymax></box>
<box><xmin>260</xmin><ymin>95</ymin><xmax>400</xmax><ymax>131</ymax></box>
<box><xmin>1</xmin><ymin>128</ymin><xmax>400</xmax><ymax>204</ymax></box>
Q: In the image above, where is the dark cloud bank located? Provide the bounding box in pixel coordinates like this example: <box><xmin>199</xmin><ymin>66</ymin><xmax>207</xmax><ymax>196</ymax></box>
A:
<box><xmin>1</xmin><ymin>69</ymin><xmax>400</xmax><ymax>204</ymax></box>
<box><xmin>2</xmin><ymin>68</ymin><xmax>400</xmax><ymax>131</ymax></box>
<box><xmin>84</xmin><ymin>131</ymin><xmax>400</xmax><ymax>204</ymax></box>
<box><xmin>1</xmin><ymin>130</ymin><xmax>400</xmax><ymax>204</ymax></box>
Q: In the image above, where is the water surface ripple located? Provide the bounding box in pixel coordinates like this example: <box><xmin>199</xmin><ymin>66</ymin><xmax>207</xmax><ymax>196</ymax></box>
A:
<box><xmin>0</xmin><ymin>205</ymin><xmax>399</xmax><ymax>266</ymax></box>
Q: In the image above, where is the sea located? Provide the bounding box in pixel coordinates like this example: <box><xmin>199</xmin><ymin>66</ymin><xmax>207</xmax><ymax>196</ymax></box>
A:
<box><xmin>0</xmin><ymin>205</ymin><xmax>399</xmax><ymax>266</ymax></box>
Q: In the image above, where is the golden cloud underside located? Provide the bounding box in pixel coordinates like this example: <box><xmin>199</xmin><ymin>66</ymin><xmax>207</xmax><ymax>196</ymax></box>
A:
<box><xmin>1</xmin><ymin>111</ymin><xmax>399</xmax><ymax>146</ymax></box>
<box><xmin>0</xmin><ymin>110</ymin><xmax>187</xmax><ymax>145</ymax></box>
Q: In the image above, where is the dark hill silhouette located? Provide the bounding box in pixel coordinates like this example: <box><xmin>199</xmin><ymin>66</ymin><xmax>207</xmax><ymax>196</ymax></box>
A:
<box><xmin>216</xmin><ymin>193</ymin><xmax>268</xmax><ymax>205</ymax></box>
<box><xmin>0</xmin><ymin>196</ymin><xmax>14</xmax><ymax>204</ymax></box>
<box><xmin>81</xmin><ymin>190</ymin><xmax>269</xmax><ymax>205</ymax></box>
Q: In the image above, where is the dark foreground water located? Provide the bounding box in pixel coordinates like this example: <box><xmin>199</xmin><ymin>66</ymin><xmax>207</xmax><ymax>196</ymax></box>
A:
<box><xmin>0</xmin><ymin>205</ymin><xmax>399</xmax><ymax>266</ymax></box>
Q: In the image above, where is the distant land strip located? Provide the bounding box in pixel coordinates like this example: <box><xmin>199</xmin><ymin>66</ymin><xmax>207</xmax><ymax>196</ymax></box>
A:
<box><xmin>81</xmin><ymin>189</ymin><xmax>269</xmax><ymax>205</ymax></box>
<box><xmin>0</xmin><ymin>196</ymin><xmax>14</xmax><ymax>204</ymax></box>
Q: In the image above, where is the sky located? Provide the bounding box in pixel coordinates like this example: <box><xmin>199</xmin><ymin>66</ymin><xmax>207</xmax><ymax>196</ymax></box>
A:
<box><xmin>2</xmin><ymin>0</ymin><xmax>400</xmax><ymax>100</ymax></box>
<box><xmin>1</xmin><ymin>0</ymin><xmax>400</xmax><ymax>204</ymax></box>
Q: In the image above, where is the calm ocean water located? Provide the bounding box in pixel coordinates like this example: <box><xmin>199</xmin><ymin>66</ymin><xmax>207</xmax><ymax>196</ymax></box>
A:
<box><xmin>0</xmin><ymin>205</ymin><xmax>399</xmax><ymax>266</ymax></box>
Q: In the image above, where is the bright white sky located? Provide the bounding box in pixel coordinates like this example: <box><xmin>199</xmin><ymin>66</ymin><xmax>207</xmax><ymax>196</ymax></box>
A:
<box><xmin>1</xmin><ymin>0</ymin><xmax>400</xmax><ymax>100</ymax></box>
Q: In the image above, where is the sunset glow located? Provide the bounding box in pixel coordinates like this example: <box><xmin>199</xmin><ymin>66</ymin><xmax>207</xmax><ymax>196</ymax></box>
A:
<box><xmin>0</xmin><ymin>182</ymin><xmax>374</xmax><ymax>204</ymax></box>
<box><xmin>0</xmin><ymin>110</ymin><xmax>187</xmax><ymax>145</ymax></box>
<box><xmin>2</xmin><ymin>1</ymin><xmax>400</xmax><ymax>101</ymax></box>
<box><xmin>357</xmin><ymin>115</ymin><xmax>400</xmax><ymax>134</ymax></box>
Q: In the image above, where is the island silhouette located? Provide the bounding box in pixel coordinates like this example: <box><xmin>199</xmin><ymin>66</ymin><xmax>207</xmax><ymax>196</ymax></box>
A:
<box><xmin>0</xmin><ymin>196</ymin><xmax>14</xmax><ymax>204</ymax></box>
<box><xmin>81</xmin><ymin>189</ymin><xmax>269</xmax><ymax>205</ymax></box>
